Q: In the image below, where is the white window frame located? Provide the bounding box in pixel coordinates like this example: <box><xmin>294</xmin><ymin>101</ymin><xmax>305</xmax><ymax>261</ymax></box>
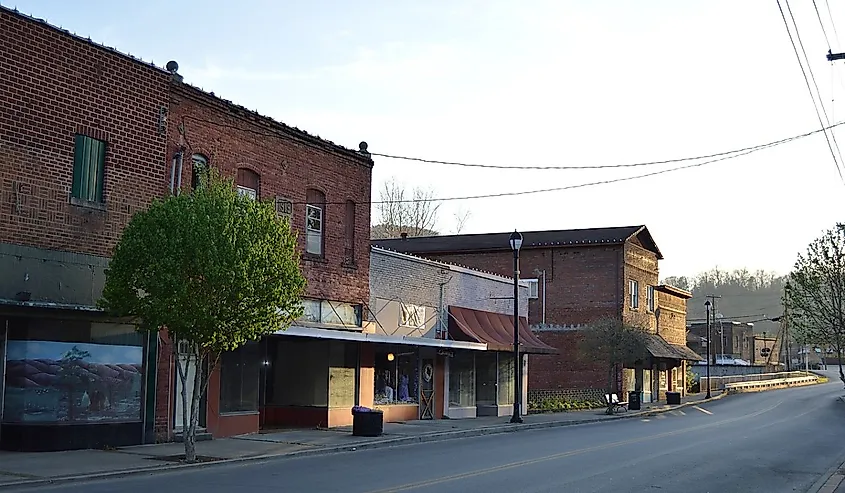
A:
<box><xmin>399</xmin><ymin>302</ymin><xmax>426</xmax><ymax>329</ymax></box>
<box><xmin>237</xmin><ymin>185</ymin><xmax>257</xmax><ymax>200</ymax></box>
<box><xmin>306</xmin><ymin>204</ymin><xmax>323</xmax><ymax>255</ymax></box>
<box><xmin>647</xmin><ymin>285</ymin><xmax>655</xmax><ymax>312</ymax></box>
<box><xmin>524</xmin><ymin>279</ymin><xmax>539</xmax><ymax>299</ymax></box>
<box><xmin>629</xmin><ymin>280</ymin><xmax>639</xmax><ymax>309</ymax></box>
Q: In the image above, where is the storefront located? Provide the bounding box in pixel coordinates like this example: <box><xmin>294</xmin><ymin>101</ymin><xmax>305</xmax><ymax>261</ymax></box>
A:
<box><xmin>0</xmin><ymin>302</ymin><xmax>156</xmax><ymax>452</ymax></box>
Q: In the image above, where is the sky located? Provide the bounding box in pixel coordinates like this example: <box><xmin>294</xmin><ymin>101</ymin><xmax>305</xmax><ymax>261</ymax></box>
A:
<box><xmin>5</xmin><ymin>0</ymin><xmax>844</xmax><ymax>278</ymax></box>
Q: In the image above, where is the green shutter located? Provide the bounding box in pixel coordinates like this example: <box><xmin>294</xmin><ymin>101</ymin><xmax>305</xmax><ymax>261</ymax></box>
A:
<box><xmin>72</xmin><ymin>135</ymin><xmax>106</xmax><ymax>202</ymax></box>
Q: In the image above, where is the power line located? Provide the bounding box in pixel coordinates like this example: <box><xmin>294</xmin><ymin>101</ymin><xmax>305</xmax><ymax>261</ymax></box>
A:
<box><xmin>778</xmin><ymin>0</ymin><xmax>845</xmax><ymax>184</ymax></box>
<box><xmin>825</xmin><ymin>0</ymin><xmax>841</xmax><ymax>47</ymax></box>
<box><xmin>369</xmin><ymin>124</ymin><xmax>836</xmax><ymax>170</ymax></box>
<box><xmin>813</xmin><ymin>0</ymin><xmax>833</xmax><ymax>49</ymax></box>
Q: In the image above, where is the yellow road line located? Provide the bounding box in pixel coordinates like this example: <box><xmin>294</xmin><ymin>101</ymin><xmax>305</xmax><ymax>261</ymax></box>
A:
<box><xmin>364</xmin><ymin>400</ymin><xmax>783</xmax><ymax>493</ymax></box>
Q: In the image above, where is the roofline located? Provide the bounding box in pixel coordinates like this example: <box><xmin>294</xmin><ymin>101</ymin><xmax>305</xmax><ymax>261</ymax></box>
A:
<box><xmin>172</xmin><ymin>82</ymin><xmax>374</xmax><ymax>167</ymax></box>
<box><xmin>655</xmin><ymin>284</ymin><xmax>692</xmax><ymax>299</ymax></box>
<box><xmin>371</xmin><ymin>246</ymin><xmax>530</xmax><ymax>287</ymax></box>
<box><xmin>625</xmin><ymin>225</ymin><xmax>664</xmax><ymax>260</ymax></box>
<box><xmin>2</xmin><ymin>5</ymin><xmax>169</xmax><ymax>76</ymax></box>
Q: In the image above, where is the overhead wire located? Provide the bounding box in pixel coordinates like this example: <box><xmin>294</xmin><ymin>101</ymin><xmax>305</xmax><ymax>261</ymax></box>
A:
<box><xmin>813</xmin><ymin>0</ymin><xmax>833</xmax><ymax>48</ymax></box>
<box><xmin>824</xmin><ymin>0</ymin><xmax>841</xmax><ymax>47</ymax></box>
<box><xmin>778</xmin><ymin>0</ymin><xmax>845</xmax><ymax>184</ymax></box>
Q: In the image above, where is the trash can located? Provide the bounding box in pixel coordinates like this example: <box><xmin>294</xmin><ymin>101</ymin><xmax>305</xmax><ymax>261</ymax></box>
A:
<box><xmin>352</xmin><ymin>407</ymin><xmax>384</xmax><ymax>437</ymax></box>
<box><xmin>666</xmin><ymin>391</ymin><xmax>681</xmax><ymax>405</ymax></box>
<box><xmin>628</xmin><ymin>391</ymin><xmax>641</xmax><ymax>411</ymax></box>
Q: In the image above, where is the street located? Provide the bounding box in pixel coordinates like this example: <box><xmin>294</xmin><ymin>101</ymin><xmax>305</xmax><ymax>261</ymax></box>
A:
<box><xmin>12</xmin><ymin>376</ymin><xmax>845</xmax><ymax>493</ymax></box>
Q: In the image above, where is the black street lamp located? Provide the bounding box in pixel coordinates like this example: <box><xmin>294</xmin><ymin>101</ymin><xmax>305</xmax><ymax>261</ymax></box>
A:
<box><xmin>509</xmin><ymin>230</ymin><xmax>524</xmax><ymax>424</ymax></box>
<box><xmin>704</xmin><ymin>300</ymin><xmax>712</xmax><ymax>399</ymax></box>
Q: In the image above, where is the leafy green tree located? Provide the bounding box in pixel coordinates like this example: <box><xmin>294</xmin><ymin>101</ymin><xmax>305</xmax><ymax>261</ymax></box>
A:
<box><xmin>99</xmin><ymin>170</ymin><xmax>306</xmax><ymax>462</ymax></box>
<box><xmin>579</xmin><ymin>318</ymin><xmax>649</xmax><ymax>414</ymax></box>
<box><xmin>786</xmin><ymin>223</ymin><xmax>845</xmax><ymax>385</ymax></box>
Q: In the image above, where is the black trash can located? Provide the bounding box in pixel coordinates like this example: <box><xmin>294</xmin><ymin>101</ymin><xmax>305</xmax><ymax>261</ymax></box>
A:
<box><xmin>628</xmin><ymin>391</ymin><xmax>641</xmax><ymax>411</ymax></box>
<box><xmin>352</xmin><ymin>410</ymin><xmax>384</xmax><ymax>437</ymax></box>
<box><xmin>666</xmin><ymin>391</ymin><xmax>681</xmax><ymax>405</ymax></box>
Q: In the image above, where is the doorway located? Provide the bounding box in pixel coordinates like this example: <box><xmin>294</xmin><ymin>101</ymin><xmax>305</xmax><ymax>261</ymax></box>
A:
<box><xmin>174</xmin><ymin>340</ymin><xmax>206</xmax><ymax>432</ymax></box>
<box><xmin>419</xmin><ymin>357</ymin><xmax>435</xmax><ymax>420</ymax></box>
<box><xmin>0</xmin><ymin>320</ymin><xmax>6</xmax><ymax>442</ymax></box>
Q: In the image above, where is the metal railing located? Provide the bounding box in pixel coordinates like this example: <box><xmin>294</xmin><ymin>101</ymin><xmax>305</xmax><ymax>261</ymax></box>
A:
<box><xmin>699</xmin><ymin>371</ymin><xmax>815</xmax><ymax>391</ymax></box>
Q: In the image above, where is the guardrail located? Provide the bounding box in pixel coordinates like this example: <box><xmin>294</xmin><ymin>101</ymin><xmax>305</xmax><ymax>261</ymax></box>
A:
<box><xmin>722</xmin><ymin>374</ymin><xmax>819</xmax><ymax>394</ymax></box>
<box><xmin>700</xmin><ymin>371</ymin><xmax>816</xmax><ymax>391</ymax></box>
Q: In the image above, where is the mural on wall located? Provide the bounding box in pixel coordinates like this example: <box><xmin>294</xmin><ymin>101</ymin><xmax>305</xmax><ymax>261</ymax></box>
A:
<box><xmin>2</xmin><ymin>341</ymin><xmax>143</xmax><ymax>424</ymax></box>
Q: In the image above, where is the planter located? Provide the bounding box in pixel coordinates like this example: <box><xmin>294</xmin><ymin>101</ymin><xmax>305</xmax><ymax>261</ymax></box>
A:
<box><xmin>352</xmin><ymin>410</ymin><xmax>384</xmax><ymax>437</ymax></box>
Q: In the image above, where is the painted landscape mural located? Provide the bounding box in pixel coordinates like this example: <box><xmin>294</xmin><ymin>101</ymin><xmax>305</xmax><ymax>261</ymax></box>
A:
<box><xmin>2</xmin><ymin>341</ymin><xmax>143</xmax><ymax>423</ymax></box>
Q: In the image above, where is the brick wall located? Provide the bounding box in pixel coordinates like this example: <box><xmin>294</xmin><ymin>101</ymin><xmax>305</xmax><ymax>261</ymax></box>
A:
<box><xmin>167</xmin><ymin>84</ymin><xmax>373</xmax><ymax>305</ymax></box>
<box><xmin>622</xmin><ymin>242</ymin><xmax>660</xmax><ymax>332</ymax></box>
<box><xmin>369</xmin><ymin>248</ymin><xmax>528</xmax><ymax>333</ymax></box>
<box><xmin>0</xmin><ymin>8</ymin><xmax>170</xmax><ymax>261</ymax></box>
<box><xmin>657</xmin><ymin>291</ymin><xmax>688</xmax><ymax>346</ymax></box>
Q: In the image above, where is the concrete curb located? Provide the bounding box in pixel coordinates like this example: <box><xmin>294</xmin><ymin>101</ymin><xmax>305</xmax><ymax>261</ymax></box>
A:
<box><xmin>0</xmin><ymin>393</ymin><xmax>728</xmax><ymax>491</ymax></box>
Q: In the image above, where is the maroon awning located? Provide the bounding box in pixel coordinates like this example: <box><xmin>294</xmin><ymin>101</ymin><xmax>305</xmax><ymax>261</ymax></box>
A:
<box><xmin>447</xmin><ymin>306</ymin><xmax>557</xmax><ymax>354</ymax></box>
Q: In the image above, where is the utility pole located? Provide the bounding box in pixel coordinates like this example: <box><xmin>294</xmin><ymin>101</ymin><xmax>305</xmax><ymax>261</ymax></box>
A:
<box><xmin>827</xmin><ymin>50</ymin><xmax>845</xmax><ymax>61</ymax></box>
<box><xmin>706</xmin><ymin>295</ymin><xmax>722</xmax><ymax>365</ymax></box>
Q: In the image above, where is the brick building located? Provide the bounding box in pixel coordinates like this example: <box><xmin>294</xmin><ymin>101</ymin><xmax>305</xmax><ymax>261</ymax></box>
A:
<box><xmin>0</xmin><ymin>6</ymin><xmax>171</xmax><ymax>451</ymax></box>
<box><xmin>0</xmin><ymin>6</ymin><xmax>375</xmax><ymax>450</ymax></box>
<box><xmin>366</xmin><ymin>246</ymin><xmax>554</xmax><ymax>422</ymax></box>
<box><xmin>156</xmin><ymin>68</ymin><xmax>374</xmax><ymax>440</ymax></box>
<box><xmin>373</xmin><ymin>225</ymin><xmax>700</xmax><ymax>404</ymax></box>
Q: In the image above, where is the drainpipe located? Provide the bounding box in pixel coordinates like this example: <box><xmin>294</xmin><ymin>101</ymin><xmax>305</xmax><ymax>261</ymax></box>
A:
<box><xmin>541</xmin><ymin>269</ymin><xmax>546</xmax><ymax>325</ymax></box>
<box><xmin>438</xmin><ymin>275</ymin><xmax>452</xmax><ymax>339</ymax></box>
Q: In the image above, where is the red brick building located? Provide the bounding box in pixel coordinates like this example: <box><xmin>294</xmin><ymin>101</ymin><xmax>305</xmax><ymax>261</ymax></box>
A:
<box><xmin>0</xmin><ymin>6</ymin><xmax>375</xmax><ymax>450</ymax></box>
<box><xmin>155</xmin><ymin>72</ymin><xmax>374</xmax><ymax>441</ymax></box>
<box><xmin>0</xmin><ymin>6</ymin><xmax>170</xmax><ymax>451</ymax></box>
<box><xmin>373</xmin><ymin>226</ymin><xmax>700</xmax><ymax>404</ymax></box>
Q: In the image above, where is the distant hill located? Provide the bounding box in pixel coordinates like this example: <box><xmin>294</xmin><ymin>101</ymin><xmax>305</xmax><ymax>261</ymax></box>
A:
<box><xmin>662</xmin><ymin>268</ymin><xmax>786</xmax><ymax>337</ymax></box>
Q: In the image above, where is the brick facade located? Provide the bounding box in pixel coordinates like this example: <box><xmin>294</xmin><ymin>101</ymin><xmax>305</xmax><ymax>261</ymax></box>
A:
<box><xmin>0</xmin><ymin>7</ymin><xmax>170</xmax><ymax>261</ymax></box>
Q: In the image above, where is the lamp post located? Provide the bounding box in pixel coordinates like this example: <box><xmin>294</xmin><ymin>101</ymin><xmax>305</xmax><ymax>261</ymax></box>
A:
<box><xmin>704</xmin><ymin>300</ymin><xmax>712</xmax><ymax>399</ymax></box>
<box><xmin>509</xmin><ymin>230</ymin><xmax>524</xmax><ymax>424</ymax></box>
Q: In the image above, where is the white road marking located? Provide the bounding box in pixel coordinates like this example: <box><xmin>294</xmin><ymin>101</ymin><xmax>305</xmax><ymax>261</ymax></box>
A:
<box><xmin>693</xmin><ymin>405</ymin><xmax>713</xmax><ymax>415</ymax></box>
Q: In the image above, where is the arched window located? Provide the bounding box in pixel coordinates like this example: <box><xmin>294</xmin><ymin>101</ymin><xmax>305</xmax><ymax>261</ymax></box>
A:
<box><xmin>305</xmin><ymin>189</ymin><xmax>326</xmax><ymax>256</ymax></box>
<box><xmin>236</xmin><ymin>168</ymin><xmax>260</xmax><ymax>200</ymax></box>
<box><xmin>191</xmin><ymin>154</ymin><xmax>208</xmax><ymax>190</ymax></box>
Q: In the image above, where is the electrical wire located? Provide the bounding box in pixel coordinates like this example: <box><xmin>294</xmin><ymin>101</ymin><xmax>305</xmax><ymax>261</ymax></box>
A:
<box><xmin>825</xmin><ymin>0</ymin><xmax>841</xmax><ymax>47</ymax></box>
<box><xmin>813</xmin><ymin>0</ymin><xmax>833</xmax><ymax>49</ymax></box>
<box><xmin>778</xmin><ymin>0</ymin><xmax>845</xmax><ymax>184</ymax></box>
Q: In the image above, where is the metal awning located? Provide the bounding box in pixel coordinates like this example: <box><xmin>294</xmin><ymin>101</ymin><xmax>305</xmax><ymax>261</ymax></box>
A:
<box><xmin>0</xmin><ymin>298</ymin><xmax>103</xmax><ymax>312</ymax></box>
<box><xmin>643</xmin><ymin>333</ymin><xmax>703</xmax><ymax>362</ymax></box>
<box><xmin>274</xmin><ymin>325</ymin><xmax>488</xmax><ymax>351</ymax></box>
<box><xmin>447</xmin><ymin>306</ymin><xmax>557</xmax><ymax>354</ymax></box>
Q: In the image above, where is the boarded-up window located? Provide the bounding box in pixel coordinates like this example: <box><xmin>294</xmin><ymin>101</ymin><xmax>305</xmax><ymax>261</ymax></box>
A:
<box><xmin>236</xmin><ymin>168</ymin><xmax>260</xmax><ymax>200</ymax></box>
<box><xmin>344</xmin><ymin>200</ymin><xmax>356</xmax><ymax>263</ymax></box>
<box><xmin>306</xmin><ymin>189</ymin><xmax>326</xmax><ymax>256</ymax></box>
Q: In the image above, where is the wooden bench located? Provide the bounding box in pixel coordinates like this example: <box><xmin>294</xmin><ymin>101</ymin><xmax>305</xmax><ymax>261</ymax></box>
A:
<box><xmin>605</xmin><ymin>393</ymin><xmax>628</xmax><ymax>414</ymax></box>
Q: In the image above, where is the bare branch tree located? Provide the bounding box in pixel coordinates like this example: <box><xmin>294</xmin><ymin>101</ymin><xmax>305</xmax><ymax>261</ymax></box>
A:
<box><xmin>787</xmin><ymin>223</ymin><xmax>845</xmax><ymax>385</ymax></box>
<box><xmin>578</xmin><ymin>317</ymin><xmax>650</xmax><ymax>414</ymax></box>
<box><xmin>371</xmin><ymin>177</ymin><xmax>441</xmax><ymax>239</ymax></box>
<box><xmin>452</xmin><ymin>207</ymin><xmax>471</xmax><ymax>235</ymax></box>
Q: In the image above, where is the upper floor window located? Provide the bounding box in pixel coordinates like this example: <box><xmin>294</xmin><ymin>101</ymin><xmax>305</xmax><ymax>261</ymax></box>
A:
<box><xmin>647</xmin><ymin>285</ymin><xmax>655</xmax><ymax>312</ymax></box>
<box><xmin>306</xmin><ymin>189</ymin><xmax>325</xmax><ymax>256</ymax></box>
<box><xmin>236</xmin><ymin>168</ymin><xmax>260</xmax><ymax>200</ymax></box>
<box><xmin>191</xmin><ymin>154</ymin><xmax>208</xmax><ymax>190</ymax></box>
<box><xmin>344</xmin><ymin>200</ymin><xmax>356</xmax><ymax>264</ymax></box>
<box><xmin>629</xmin><ymin>280</ymin><xmax>639</xmax><ymax>309</ymax></box>
<box><xmin>72</xmin><ymin>135</ymin><xmax>106</xmax><ymax>203</ymax></box>
<box><xmin>524</xmin><ymin>279</ymin><xmax>539</xmax><ymax>299</ymax></box>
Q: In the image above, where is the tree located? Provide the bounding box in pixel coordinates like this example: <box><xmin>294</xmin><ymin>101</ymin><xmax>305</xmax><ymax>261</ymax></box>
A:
<box><xmin>98</xmin><ymin>170</ymin><xmax>306</xmax><ymax>462</ymax></box>
<box><xmin>578</xmin><ymin>318</ymin><xmax>649</xmax><ymax>414</ymax></box>
<box><xmin>371</xmin><ymin>177</ymin><xmax>440</xmax><ymax>238</ymax></box>
<box><xmin>786</xmin><ymin>223</ymin><xmax>845</xmax><ymax>385</ymax></box>
<box><xmin>452</xmin><ymin>207</ymin><xmax>471</xmax><ymax>235</ymax></box>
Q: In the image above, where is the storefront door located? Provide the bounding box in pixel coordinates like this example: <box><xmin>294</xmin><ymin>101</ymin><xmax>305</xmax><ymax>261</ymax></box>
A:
<box><xmin>174</xmin><ymin>340</ymin><xmax>205</xmax><ymax>432</ymax></box>
<box><xmin>419</xmin><ymin>358</ymin><xmax>435</xmax><ymax>420</ymax></box>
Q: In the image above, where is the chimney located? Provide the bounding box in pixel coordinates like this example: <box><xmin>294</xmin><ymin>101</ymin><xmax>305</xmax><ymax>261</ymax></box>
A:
<box><xmin>400</xmin><ymin>232</ymin><xmax>408</xmax><ymax>240</ymax></box>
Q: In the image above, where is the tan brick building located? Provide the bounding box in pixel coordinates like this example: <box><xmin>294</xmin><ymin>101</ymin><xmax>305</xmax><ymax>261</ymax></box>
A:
<box><xmin>373</xmin><ymin>225</ymin><xmax>701</xmax><ymax>403</ymax></box>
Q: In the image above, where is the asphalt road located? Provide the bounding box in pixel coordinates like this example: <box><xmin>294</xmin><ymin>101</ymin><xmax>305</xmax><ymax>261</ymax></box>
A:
<box><xmin>14</xmin><ymin>374</ymin><xmax>845</xmax><ymax>493</ymax></box>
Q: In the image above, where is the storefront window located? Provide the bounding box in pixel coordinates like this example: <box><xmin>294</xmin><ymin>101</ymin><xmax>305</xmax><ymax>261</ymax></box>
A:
<box><xmin>497</xmin><ymin>353</ymin><xmax>515</xmax><ymax>405</ymax></box>
<box><xmin>449</xmin><ymin>351</ymin><xmax>475</xmax><ymax>408</ymax></box>
<box><xmin>3</xmin><ymin>318</ymin><xmax>144</xmax><ymax>424</ymax></box>
<box><xmin>374</xmin><ymin>347</ymin><xmax>418</xmax><ymax>405</ymax></box>
<box><xmin>219</xmin><ymin>342</ymin><xmax>261</xmax><ymax>413</ymax></box>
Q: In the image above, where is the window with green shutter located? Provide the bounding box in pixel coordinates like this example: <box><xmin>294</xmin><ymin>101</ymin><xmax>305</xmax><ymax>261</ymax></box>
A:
<box><xmin>72</xmin><ymin>134</ymin><xmax>106</xmax><ymax>203</ymax></box>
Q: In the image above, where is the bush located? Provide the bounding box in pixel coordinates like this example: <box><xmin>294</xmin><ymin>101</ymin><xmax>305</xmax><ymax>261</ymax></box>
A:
<box><xmin>528</xmin><ymin>397</ymin><xmax>606</xmax><ymax>413</ymax></box>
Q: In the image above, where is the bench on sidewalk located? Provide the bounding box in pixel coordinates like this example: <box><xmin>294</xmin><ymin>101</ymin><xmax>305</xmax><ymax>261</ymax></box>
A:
<box><xmin>604</xmin><ymin>393</ymin><xmax>628</xmax><ymax>414</ymax></box>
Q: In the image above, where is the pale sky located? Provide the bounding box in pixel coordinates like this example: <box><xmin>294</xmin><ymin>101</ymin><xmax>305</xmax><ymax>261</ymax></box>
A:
<box><xmin>8</xmin><ymin>0</ymin><xmax>844</xmax><ymax>278</ymax></box>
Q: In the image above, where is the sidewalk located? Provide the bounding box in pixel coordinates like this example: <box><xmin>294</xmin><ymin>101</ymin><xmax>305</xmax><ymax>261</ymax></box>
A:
<box><xmin>0</xmin><ymin>391</ymin><xmax>723</xmax><ymax>490</ymax></box>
